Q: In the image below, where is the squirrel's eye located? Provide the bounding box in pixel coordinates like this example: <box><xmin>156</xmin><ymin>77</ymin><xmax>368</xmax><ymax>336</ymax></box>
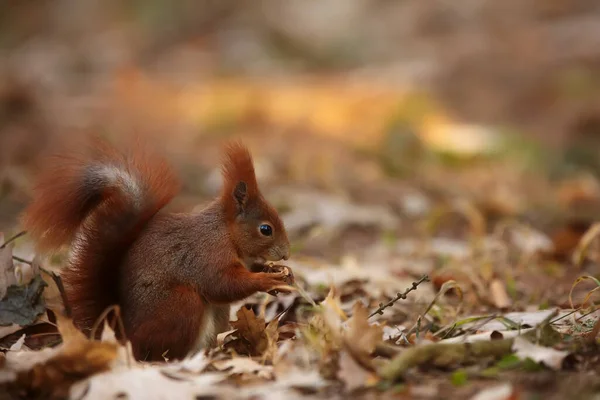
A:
<box><xmin>259</xmin><ymin>224</ymin><xmax>273</xmax><ymax>236</ymax></box>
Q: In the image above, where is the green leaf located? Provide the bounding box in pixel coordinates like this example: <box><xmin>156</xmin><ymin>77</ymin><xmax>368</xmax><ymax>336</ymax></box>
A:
<box><xmin>451</xmin><ymin>370</ymin><xmax>468</xmax><ymax>386</ymax></box>
<box><xmin>495</xmin><ymin>354</ymin><xmax>521</xmax><ymax>370</ymax></box>
<box><xmin>522</xmin><ymin>358</ymin><xmax>545</xmax><ymax>372</ymax></box>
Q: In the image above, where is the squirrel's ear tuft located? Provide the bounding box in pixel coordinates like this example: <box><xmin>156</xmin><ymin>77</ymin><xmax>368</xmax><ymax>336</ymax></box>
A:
<box><xmin>233</xmin><ymin>181</ymin><xmax>248</xmax><ymax>212</ymax></box>
<box><xmin>221</xmin><ymin>141</ymin><xmax>258</xmax><ymax>195</ymax></box>
<box><xmin>221</xmin><ymin>141</ymin><xmax>258</xmax><ymax>218</ymax></box>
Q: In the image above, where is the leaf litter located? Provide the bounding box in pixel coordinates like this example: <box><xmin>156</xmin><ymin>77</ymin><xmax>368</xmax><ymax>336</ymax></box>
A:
<box><xmin>2</xmin><ymin>211</ymin><xmax>600</xmax><ymax>399</ymax></box>
<box><xmin>3</xmin><ymin>129</ymin><xmax>600</xmax><ymax>399</ymax></box>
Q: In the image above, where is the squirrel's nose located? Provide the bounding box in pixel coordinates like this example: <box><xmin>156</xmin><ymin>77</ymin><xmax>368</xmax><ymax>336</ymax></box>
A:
<box><xmin>281</xmin><ymin>248</ymin><xmax>290</xmax><ymax>261</ymax></box>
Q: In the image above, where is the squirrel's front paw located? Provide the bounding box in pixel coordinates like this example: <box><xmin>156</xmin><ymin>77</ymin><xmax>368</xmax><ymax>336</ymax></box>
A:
<box><xmin>262</xmin><ymin>268</ymin><xmax>295</xmax><ymax>295</ymax></box>
<box><xmin>263</xmin><ymin>264</ymin><xmax>294</xmax><ymax>286</ymax></box>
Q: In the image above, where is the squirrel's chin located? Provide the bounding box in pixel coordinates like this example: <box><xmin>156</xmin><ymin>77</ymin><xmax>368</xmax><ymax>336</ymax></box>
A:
<box><xmin>264</xmin><ymin>255</ymin><xmax>285</xmax><ymax>263</ymax></box>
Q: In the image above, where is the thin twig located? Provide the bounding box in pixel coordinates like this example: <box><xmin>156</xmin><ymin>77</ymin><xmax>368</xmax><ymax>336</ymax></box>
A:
<box><xmin>0</xmin><ymin>231</ymin><xmax>27</xmax><ymax>249</ymax></box>
<box><xmin>549</xmin><ymin>309</ymin><xmax>578</xmax><ymax>325</ymax></box>
<box><xmin>12</xmin><ymin>255</ymin><xmax>32</xmax><ymax>265</ymax></box>
<box><xmin>47</xmin><ymin>270</ymin><xmax>72</xmax><ymax>319</ymax></box>
<box><xmin>576</xmin><ymin>307</ymin><xmax>599</xmax><ymax>321</ymax></box>
<box><xmin>368</xmin><ymin>275</ymin><xmax>430</xmax><ymax>319</ymax></box>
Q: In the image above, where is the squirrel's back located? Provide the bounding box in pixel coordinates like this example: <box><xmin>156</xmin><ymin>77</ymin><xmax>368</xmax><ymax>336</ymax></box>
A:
<box><xmin>22</xmin><ymin>135</ymin><xmax>180</xmax><ymax>333</ymax></box>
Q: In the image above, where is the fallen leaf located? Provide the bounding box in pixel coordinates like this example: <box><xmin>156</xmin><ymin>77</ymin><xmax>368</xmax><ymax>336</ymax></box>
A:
<box><xmin>512</xmin><ymin>336</ymin><xmax>569</xmax><ymax>371</ymax></box>
<box><xmin>509</xmin><ymin>226</ymin><xmax>554</xmax><ymax>255</ymax></box>
<box><xmin>212</xmin><ymin>357</ymin><xmax>274</xmax><ymax>380</ymax></box>
<box><xmin>0</xmin><ymin>347</ymin><xmax>59</xmax><ymax>384</ymax></box>
<box><xmin>9</xmin><ymin>334</ymin><xmax>26</xmax><ymax>351</ymax></box>
<box><xmin>262</xmin><ymin>318</ymin><xmax>280</xmax><ymax>363</ymax></box>
<box><xmin>230</xmin><ymin>307</ymin><xmax>270</xmax><ymax>356</ymax></box>
<box><xmin>441</xmin><ymin>329</ymin><xmax>534</xmax><ymax>344</ymax></box>
<box><xmin>217</xmin><ymin>328</ymin><xmax>238</xmax><ymax>347</ymax></box>
<box><xmin>343</xmin><ymin>302</ymin><xmax>384</xmax><ymax>369</ymax></box>
<box><xmin>490</xmin><ymin>279</ymin><xmax>512</xmax><ymax>309</ymax></box>
<box><xmin>461</xmin><ymin>310</ymin><xmax>557</xmax><ymax>332</ymax></box>
<box><xmin>3</xmin><ymin>314</ymin><xmax>118</xmax><ymax>399</ymax></box>
<box><xmin>337</xmin><ymin>350</ymin><xmax>378</xmax><ymax>391</ymax></box>
<box><xmin>0</xmin><ymin>274</ymin><xmax>47</xmax><ymax>326</ymax></box>
<box><xmin>319</xmin><ymin>287</ymin><xmax>347</xmax><ymax>341</ymax></box>
<box><xmin>71</xmin><ymin>367</ymin><xmax>228</xmax><ymax>400</ymax></box>
<box><xmin>470</xmin><ymin>383</ymin><xmax>516</xmax><ymax>400</ymax></box>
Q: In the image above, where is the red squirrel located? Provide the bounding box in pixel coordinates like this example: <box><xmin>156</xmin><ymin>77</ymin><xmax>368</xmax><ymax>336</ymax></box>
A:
<box><xmin>22</xmin><ymin>136</ymin><xmax>293</xmax><ymax>361</ymax></box>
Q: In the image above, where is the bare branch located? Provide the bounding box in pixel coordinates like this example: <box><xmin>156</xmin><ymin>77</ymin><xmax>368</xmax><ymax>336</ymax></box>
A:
<box><xmin>368</xmin><ymin>275</ymin><xmax>429</xmax><ymax>319</ymax></box>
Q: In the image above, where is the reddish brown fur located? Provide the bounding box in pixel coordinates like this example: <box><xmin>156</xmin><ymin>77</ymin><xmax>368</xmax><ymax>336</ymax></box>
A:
<box><xmin>22</xmin><ymin>136</ymin><xmax>179</xmax><ymax>252</ymax></box>
<box><xmin>221</xmin><ymin>141</ymin><xmax>259</xmax><ymax>197</ymax></box>
<box><xmin>129</xmin><ymin>285</ymin><xmax>203</xmax><ymax>361</ymax></box>
<box><xmin>22</xmin><ymin>136</ymin><xmax>291</xmax><ymax>362</ymax></box>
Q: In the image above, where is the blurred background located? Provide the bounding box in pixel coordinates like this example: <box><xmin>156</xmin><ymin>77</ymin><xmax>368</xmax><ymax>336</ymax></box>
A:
<box><xmin>2</xmin><ymin>0</ymin><xmax>600</xmax><ymax>273</ymax></box>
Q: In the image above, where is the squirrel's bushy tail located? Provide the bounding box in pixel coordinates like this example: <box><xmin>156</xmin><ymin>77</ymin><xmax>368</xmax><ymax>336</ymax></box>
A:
<box><xmin>22</xmin><ymin>135</ymin><xmax>180</xmax><ymax>332</ymax></box>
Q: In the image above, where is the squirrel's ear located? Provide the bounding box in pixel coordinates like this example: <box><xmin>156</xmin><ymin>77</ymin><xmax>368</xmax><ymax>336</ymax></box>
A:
<box><xmin>233</xmin><ymin>181</ymin><xmax>248</xmax><ymax>212</ymax></box>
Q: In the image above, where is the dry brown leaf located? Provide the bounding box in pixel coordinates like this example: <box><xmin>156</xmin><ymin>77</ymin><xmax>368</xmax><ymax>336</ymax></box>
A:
<box><xmin>231</xmin><ymin>307</ymin><xmax>266</xmax><ymax>350</ymax></box>
<box><xmin>490</xmin><ymin>279</ymin><xmax>512</xmax><ymax>309</ymax></box>
<box><xmin>229</xmin><ymin>306</ymin><xmax>282</xmax><ymax>358</ymax></box>
<box><xmin>343</xmin><ymin>302</ymin><xmax>384</xmax><ymax>369</ymax></box>
<box><xmin>318</xmin><ymin>298</ymin><xmax>384</xmax><ymax>386</ymax></box>
<box><xmin>262</xmin><ymin>319</ymin><xmax>280</xmax><ymax>364</ymax></box>
<box><xmin>337</xmin><ymin>350</ymin><xmax>379</xmax><ymax>392</ymax></box>
<box><xmin>217</xmin><ymin>328</ymin><xmax>238</xmax><ymax>347</ymax></box>
<box><xmin>4</xmin><ymin>314</ymin><xmax>118</xmax><ymax>399</ymax></box>
<box><xmin>320</xmin><ymin>287</ymin><xmax>347</xmax><ymax>338</ymax></box>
